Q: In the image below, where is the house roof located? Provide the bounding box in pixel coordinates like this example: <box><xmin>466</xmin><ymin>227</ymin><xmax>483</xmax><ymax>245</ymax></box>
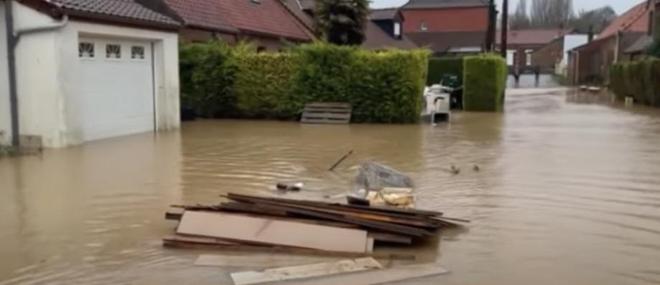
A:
<box><xmin>571</xmin><ymin>1</ymin><xmax>651</xmax><ymax>53</ymax></box>
<box><xmin>407</xmin><ymin>31</ymin><xmax>485</xmax><ymax>53</ymax></box>
<box><xmin>166</xmin><ymin>0</ymin><xmax>312</xmax><ymax>41</ymax></box>
<box><xmin>497</xmin><ymin>29</ymin><xmax>569</xmax><ymax>46</ymax></box>
<box><xmin>362</xmin><ymin>22</ymin><xmax>418</xmax><ymax>50</ymax></box>
<box><xmin>37</xmin><ymin>0</ymin><xmax>181</xmax><ymax>28</ymax></box>
<box><xmin>163</xmin><ymin>0</ymin><xmax>237</xmax><ymax>32</ymax></box>
<box><xmin>370</xmin><ymin>8</ymin><xmax>400</xmax><ymax>20</ymax></box>
<box><xmin>281</xmin><ymin>0</ymin><xmax>314</xmax><ymax>31</ymax></box>
<box><xmin>599</xmin><ymin>1</ymin><xmax>650</xmax><ymax>39</ymax></box>
<box><xmin>402</xmin><ymin>0</ymin><xmax>489</xmax><ymax>9</ymax></box>
<box><xmin>624</xmin><ymin>35</ymin><xmax>653</xmax><ymax>53</ymax></box>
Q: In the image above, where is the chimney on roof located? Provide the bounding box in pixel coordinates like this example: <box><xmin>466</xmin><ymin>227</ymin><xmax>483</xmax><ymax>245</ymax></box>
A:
<box><xmin>587</xmin><ymin>25</ymin><xmax>594</xmax><ymax>42</ymax></box>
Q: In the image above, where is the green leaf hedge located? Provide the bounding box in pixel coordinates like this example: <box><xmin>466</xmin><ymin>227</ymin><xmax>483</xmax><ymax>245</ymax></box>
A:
<box><xmin>427</xmin><ymin>57</ymin><xmax>464</xmax><ymax>86</ymax></box>
<box><xmin>610</xmin><ymin>59</ymin><xmax>660</xmax><ymax>107</ymax></box>
<box><xmin>180</xmin><ymin>42</ymin><xmax>430</xmax><ymax>123</ymax></box>
<box><xmin>463</xmin><ymin>54</ymin><xmax>508</xmax><ymax>112</ymax></box>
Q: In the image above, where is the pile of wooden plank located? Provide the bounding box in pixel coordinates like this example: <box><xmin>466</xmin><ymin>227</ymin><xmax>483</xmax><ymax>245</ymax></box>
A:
<box><xmin>164</xmin><ymin>193</ymin><xmax>467</xmax><ymax>256</ymax></box>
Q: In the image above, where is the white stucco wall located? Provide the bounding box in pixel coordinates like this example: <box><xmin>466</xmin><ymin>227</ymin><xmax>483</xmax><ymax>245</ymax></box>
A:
<box><xmin>555</xmin><ymin>35</ymin><xmax>588</xmax><ymax>76</ymax></box>
<box><xmin>10</xmin><ymin>2</ymin><xmax>180</xmax><ymax>147</ymax></box>
<box><xmin>0</xmin><ymin>1</ymin><xmax>11</xmax><ymax>145</ymax></box>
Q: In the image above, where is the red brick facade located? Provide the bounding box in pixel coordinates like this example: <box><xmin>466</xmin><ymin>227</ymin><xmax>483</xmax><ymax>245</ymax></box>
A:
<box><xmin>401</xmin><ymin>7</ymin><xmax>489</xmax><ymax>33</ymax></box>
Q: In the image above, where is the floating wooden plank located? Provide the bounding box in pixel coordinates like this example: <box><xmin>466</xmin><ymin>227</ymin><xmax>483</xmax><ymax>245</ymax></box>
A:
<box><xmin>194</xmin><ymin>254</ymin><xmax>341</xmax><ymax>268</ymax></box>
<box><xmin>368</xmin><ymin>232</ymin><xmax>412</xmax><ymax>245</ymax></box>
<box><xmin>301</xmin><ymin>102</ymin><xmax>352</xmax><ymax>124</ymax></box>
<box><xmin>230</xmin><ymin>258</ymin><xmax>382</xmax><ymax>285</ymax></box>
<box><xmin>177</xmin><ymin>211</ymin><xmax>369</xmax><ymax>253</ymax></box>
<box><xmin>164</xmin><ymin>234</ymin><xmax>416</xmax><ymax>260</ymax></box>
<box><xmin>226</xmin><ymin>194</ymin><xmax>436</xmax><ymax>237</ymax></box>
<box><xmin>284</xmin><ymin>263</ymin><xmax>449</xmax><ymax>285</ymax></box>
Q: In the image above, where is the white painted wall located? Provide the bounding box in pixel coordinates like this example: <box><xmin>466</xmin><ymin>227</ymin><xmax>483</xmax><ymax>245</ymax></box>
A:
<box><xmin>10</xmin><ymin>2</ymin><xmax>180</xmax><ymax>147</ymax></box>
<box><xmin>557</xmin><ymin>34</ymin><xmax>589</xmax><ymax>75</ymax></box>
<box><xmin>0</xmin><ymin>1</ymin><xmax>11</xmax><ymax>145</ymax></box>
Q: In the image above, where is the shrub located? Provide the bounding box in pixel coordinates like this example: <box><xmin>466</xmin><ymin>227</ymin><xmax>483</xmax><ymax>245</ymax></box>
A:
<box><xmin>293</xmin><ymin>44</ymin><xmax>429</xmax><ymax>123</ymax></box>
<box><xmin>179</xmin><ymin>41</ymin><xmax>237</xmax><ymax>117</ymax></box>
<box><xmin>463</xmin><ymin>54</ymin><xmax>507</xmax><ymax>112</ymax></box>
<box><xmin>234</xmin><ymin>52</ymin><xmax>299</xmax><ymax>118</ymax></box>
<box><xmin>610</xmin><ymin>59</ymin><xmax>660</xmax><ymax>107</ymax></box>
<box><xmin>427</xmin><ymin>57</ymin><xmax>464</xmax><ymax>86</ymax></box>
<box><xmin>180</xmin><ymin>42</ymin><xmax>430</xmax><ymax>123</ymax></box>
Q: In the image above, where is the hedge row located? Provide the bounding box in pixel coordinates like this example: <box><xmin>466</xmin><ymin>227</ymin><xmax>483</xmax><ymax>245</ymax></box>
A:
<box><xmin>427</xmin><ymin>57</ymin><xmax>463</xmax><ymax>86</ymax></box>
<box><xmin>463</xmin><ymin>54</ymin><xmax>507</xmax><ymax>112</ymax></box>
<box><xmin>610</xmin><ymin>59</ymin><xmax>660</xmax><ymax>106</ymax></box>
<box><xmin>181</xmin><ymin>42</ymin><xmax>430</xmax><ymax>123</ymax></box>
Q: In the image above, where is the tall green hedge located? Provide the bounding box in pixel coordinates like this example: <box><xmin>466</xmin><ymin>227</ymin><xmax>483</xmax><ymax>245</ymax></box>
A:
<box><xmin>180</xmin><ymin>42</ymin><xmax>430</xmax><ymax>123</ymax></box>
<box><xmin>179</xmin><ymin>42</ymin><xmax>238</xmax><ymax>117</ymax></box>
<box><xmin>610</xmin><ymin>59</ymin><xmax>660</xmax><ymax>107</ymax></box>
<box><xmin>463</xmin><ymin>54</ymin><xmax>507</xmax><ymax>112</ymax></box>
<box><xmin>427</xmin><ymin>57</ymin><xmax>464</xmax><ymax>85</ymax></box>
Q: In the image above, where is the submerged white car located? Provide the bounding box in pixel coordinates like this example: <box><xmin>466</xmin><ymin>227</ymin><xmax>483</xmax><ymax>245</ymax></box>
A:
<box><xmin>421</xmin><ymin>84</ymin><xmax>451</xmax><ymax>124</ymax></box>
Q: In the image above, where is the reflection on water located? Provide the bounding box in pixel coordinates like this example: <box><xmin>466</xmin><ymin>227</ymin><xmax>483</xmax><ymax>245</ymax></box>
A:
<box><xmin>2</xmin><ymin>89</ymin><xmax>660</xmax><ymax>284</ymax></box>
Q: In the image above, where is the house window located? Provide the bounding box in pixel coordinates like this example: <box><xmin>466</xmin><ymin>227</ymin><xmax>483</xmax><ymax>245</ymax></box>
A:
<box><xmin>106</xmin><ymin>44</ymin><xmax>121</xmax><ymax>59</ymax></box>
<box><xmin>394</xmin><ymin>22</ymin><xmax>401</xmax><ymax>37</ymax></box>
<box><xmin>420</xmin><ymin>21</ymin><xmax>428</xmax><ymax>32</ymax></box>
<box><xmin>79</xmin><ymin>42</ymin><xmax>95</xmax><ymax>58</ymax></box>
<box><xmin>525</xmin><ymin>49</ymin><xmax>533</xmax><ymax>66</ymax></box>
<box><xmin>131</xmin><ymin>46</ymin><xmax>145</xmax><ymax>59</ymax></box>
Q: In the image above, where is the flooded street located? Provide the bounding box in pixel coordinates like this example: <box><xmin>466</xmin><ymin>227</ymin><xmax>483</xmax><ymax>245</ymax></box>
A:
<box><xmin>2</xmin><ymin>88</ymin><xmax>660</xmax><ymax>284</ymax></box>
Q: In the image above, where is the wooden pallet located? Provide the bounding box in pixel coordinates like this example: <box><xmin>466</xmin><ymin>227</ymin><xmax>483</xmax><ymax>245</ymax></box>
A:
<box><xmin>301</xmin><ymin>102</ymin><xmax>352</xmax><ymax>124</ymax></box>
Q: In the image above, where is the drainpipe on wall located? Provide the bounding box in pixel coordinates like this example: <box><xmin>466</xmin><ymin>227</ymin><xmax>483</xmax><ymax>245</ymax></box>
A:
<box><xmin>3</xmin><ymin>0</ymin><xmax>68</xmax><ymax>147</ymax></box>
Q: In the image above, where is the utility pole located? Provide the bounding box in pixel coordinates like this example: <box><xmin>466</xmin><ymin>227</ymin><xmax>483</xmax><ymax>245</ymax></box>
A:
<box><xmin>500</xmin><ymin>0</ymin><xmax>508</xmax><ymax>58</ymax></box>
<box><xmin>485</xmin><ymin>0</ymin><xmax>496</xmax><ymax>51</ymax></box>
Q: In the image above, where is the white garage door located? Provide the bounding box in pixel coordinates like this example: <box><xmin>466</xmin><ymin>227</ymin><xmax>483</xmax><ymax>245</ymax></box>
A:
<box><xmin>78</xmin><ymin>37</ymin><xmax>155</xmax><ymax>142</ymax></box>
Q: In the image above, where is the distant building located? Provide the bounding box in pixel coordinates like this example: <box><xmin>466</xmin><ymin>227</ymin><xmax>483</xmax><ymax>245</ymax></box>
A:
<box><xmin>165</xmin><ymin>0</ymin><xmax>313</xmax><ymax>50</ymax></box>
<box><xmin>400</xmin><ymin>0</ymin><xmax>490</xmax><ymax>55</ymax></box>
<box><xmin>568</xmin><ymin>1</ymin><xmax>652</xmax><ymax>84</ymax></box>
<box><xmin>532</xmin><ymin>33</ymin><xmax>589</xmax><ymax>76</ymax></box>
<box><xmin>496</xmin><ymin>29</ymin><xmax>570</xmax><ymax>71</ymax></box>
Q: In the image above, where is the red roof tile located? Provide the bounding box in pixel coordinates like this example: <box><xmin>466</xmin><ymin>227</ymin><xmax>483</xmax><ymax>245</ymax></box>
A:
<box><xmin>599</xmin><ymin>1</ymin><xmax>650</xmax><ymax>39</ymax></box>
<box><xmin>497</xmin><ymin>29</ymin><xmax>568</xmax><ymax>46</ymax></box>
<box><xmin>42</xmin><ymin>0</ymin><xmax>181</xmax><ymax>28</ymax></box>
<box><xmin>167</xmin><ymin>0</ymin><xmax>311</xmax><ymax>41</ymax></box>
<box><xmin>164</xmin><ymin>0</ymin><xmax>237</xmax><ymax>32</ymax></box>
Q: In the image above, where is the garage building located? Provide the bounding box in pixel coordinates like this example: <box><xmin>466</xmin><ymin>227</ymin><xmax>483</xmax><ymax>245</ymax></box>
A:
<box><xmin>0</xmin><ymin>0</ymin><xmax>181</xmax><ymax>148</ymax></box>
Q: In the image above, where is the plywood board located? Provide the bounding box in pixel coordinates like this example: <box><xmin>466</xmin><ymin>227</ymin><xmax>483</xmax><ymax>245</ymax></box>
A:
<box><xmin>177</xmin><ymin>211</ymin><xmax>369</xmax><ymax>253</ymax></box>
<box><xmin>230</xmin><ymin>258</ymin><xmax>382</xmax><ymax>285</ymax></box>
<box><xmin>284</xmin><ymin>263</ymin><xmax>449</xmax><ymax>285</ymax></box>
<box><xmin>194</xmin><ymin>254</ymin><xmax>341</xmax><ymax>268</ymax></box>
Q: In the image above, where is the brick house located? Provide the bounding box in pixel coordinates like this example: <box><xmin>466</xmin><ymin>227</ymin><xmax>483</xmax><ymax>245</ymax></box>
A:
<box><xmin>496</xmin><ymin>29</ymin><xmax>569</xmax><ymax>72</ymax></box>
<box><xmin>400</xmin><ymin>0</ymin><xmax>489</xmax><ymax>55</ymax></box>
<box><xmin>568</xmin><ymin>1</ymin><xmax>651</xmax><ymax>84</ymax></box>
<box><xmin>165</xmin><ymin>0</ymin><xmax>313</xmax><ymax>50</ymax></box>
<box><xmin>531</xmin><ymin>33</ymin><xmax>589</xmax><ymax>75</ymax></box>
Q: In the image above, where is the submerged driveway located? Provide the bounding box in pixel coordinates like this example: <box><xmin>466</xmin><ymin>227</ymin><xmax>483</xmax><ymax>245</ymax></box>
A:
<box><xmin>2</xmin><ymin>88</ymin><xmax>660</xmax><ymax>285</ymax></box>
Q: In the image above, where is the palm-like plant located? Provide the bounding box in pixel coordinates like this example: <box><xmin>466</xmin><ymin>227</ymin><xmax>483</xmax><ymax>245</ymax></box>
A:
<box><xmin>314</xmin><ymin>0</ymin><xmax>369</xmax><ymax>46</ymax></box>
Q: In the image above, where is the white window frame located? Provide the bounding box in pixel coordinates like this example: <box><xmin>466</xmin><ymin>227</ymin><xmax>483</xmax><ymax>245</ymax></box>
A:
<box><xmin>420</xmin><ymin>21</ymin><xmax>428</xmax><ymax>32</ymax></box>
<box><xmin>130</xmin><ymin>45</ymin><xmax>146</xmax><ymax>61</ymax></box>
<box><xmin>525</xmin><ymin>49</ymin><xmax>533</xmax><ymax>66</ymax></box>
<box><xmin>79</xmin><ymin>41</ymin><xmax>96</xmax><ymax>60</ymax></box>
<box><xmin>394</xmin><ymin>22</ymin><xmax>401</xmax><ymax>36</ymax></box>
<box><xmin>105</xmin><ymin>43</ymin><xmax>122</xmax><ymax>61</ymax></box>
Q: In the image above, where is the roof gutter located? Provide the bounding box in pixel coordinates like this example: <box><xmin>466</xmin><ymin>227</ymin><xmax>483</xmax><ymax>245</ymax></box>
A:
<box><xmin>4</xmin><ymin>0</ymin><xmax>68</xmax><ymax>147</ymax></box>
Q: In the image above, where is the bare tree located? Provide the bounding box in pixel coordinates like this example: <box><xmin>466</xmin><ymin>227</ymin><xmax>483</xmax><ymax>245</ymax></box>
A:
<box><xmin>530</xmin><ymin>0</ymin><xmax>574</xmax><ymax>28</ymax></box>
<box><xmin>510</xmin><ymin>0</ymin><xmax>531</xmax><ymax>29</ymax></box>
<box><xmin>570</xmin><ymin>6</ymin><xmax>617</xmax><ymax>33</ymax></box>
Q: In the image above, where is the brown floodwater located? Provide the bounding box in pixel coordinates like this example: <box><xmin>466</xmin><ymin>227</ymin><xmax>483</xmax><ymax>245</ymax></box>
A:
<box><xmin>2</xmin><ymin>88</ymin><xmax>660</xmax><ymax>285</ymax></box>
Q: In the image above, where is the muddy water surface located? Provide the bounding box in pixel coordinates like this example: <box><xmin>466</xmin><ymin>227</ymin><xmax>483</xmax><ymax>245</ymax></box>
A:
<box><xmin>2</xmin><ymin>89</ymin><xmax>660</xmax><ymax>284</ymax></box>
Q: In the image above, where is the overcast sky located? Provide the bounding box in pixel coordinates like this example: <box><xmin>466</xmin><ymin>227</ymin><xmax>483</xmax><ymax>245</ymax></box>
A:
<box><xmin>371</xmin><ymin>0</ymin><xmax>641</xmax><ymax>15</ymax></box>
